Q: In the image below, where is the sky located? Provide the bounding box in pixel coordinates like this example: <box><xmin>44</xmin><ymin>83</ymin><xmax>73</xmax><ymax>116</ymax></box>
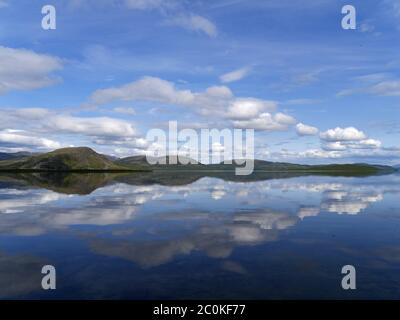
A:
<box><xmin>0</xmin><ymin>0</ymin><xmax>399</xmax><ymax>164</ymax></box>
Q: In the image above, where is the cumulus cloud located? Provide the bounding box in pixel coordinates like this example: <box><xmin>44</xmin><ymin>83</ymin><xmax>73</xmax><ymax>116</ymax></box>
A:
<box><xmin>220</xmin><ymin>67</ymin><xmax>251</xmax><ymax>83</ymax></box>
<box><xmin>226</xmin><ymin>98</ymin><xmax>276</xmax><ymax>120</ymax></box>
<box><xmin>348</xmin><ymin>139</ymin><xmax>382</xmax><ymax>149</ymax></box>
<box><xmin>91</xmin><ymin>76</ymin><xmax>194</xmax><ymax>105</ymax></box>
<box><xmin>274</xmin><ymin>113</ymin><xmax>296</xmax><ymax>125</ymax></box>
<box><xmin>233</xmin><ymin>112</ymin><xmax>296</xmax><ymax>131</ymax></box>
<box><xmin>320</xmin><ymin>127</ymin><xmax>366</xmax><ymax>142</ymax></box>
<box><xmin>0</xmin><ymin>108</ymin><xmax>148</xmax><ymax>153</ymax></box>
<box><xmin>0</xmin><ymin>129</ymin><xmax>60</xmax><ymax>150</ymax></box>
<box><xmin>0</xmin><ymin>46</ymin><xmax>62</xmax><ymax>95</ymax></box>
<box><xmin>94</xmin><ymin>136</ymin><xmax>150</xmax><ymax>151</ymax></box>
<box><xmin>322</xmin><ymin>141</ymin><xmax>347</xmax><ymax>151</ymax></box>
<box><xmin>90</xmin><ymin>76</ymin><xmax>295</xmax><ymax>132</ymax></box>
<box><xmin>322</xmin><ymin>139</ymin><xmax>382</xmax><ymax>151</ymax></box>
<box><xmin>296</xmin><ymin>123</ymin><xmax>319</xmax><ymax>136</ymax></box>
<box><xmin>46</xmin><ymin>115</ymin><xmax>137</xmax><ymax>138</ymax></box>
<box><xmin>319</xmin><ymin>127</ymin><xmax>383</xmax><ymax>153</ymax></box>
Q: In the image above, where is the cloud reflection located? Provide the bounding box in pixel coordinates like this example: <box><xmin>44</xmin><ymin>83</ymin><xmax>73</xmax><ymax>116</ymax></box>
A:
<box><xmin>0</xmin><ymin>175</ymin><xmax>397</xmax><ymax>269</ymax></box>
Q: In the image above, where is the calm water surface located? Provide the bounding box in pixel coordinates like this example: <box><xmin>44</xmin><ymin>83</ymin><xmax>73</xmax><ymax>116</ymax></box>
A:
<box><xmin>1</xmin><ymin>173</ymin><xmax>400</xmax><ymax>299</ymax></box>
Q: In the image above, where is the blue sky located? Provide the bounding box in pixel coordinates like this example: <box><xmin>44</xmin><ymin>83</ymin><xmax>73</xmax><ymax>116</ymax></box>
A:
<box><xmin>0</xmin><ymin>0</ymin><xmax>399</xmax><ymax>164</ymax></box>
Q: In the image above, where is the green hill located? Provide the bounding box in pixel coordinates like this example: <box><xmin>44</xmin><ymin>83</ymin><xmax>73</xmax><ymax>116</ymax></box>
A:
<box><xmin>0</xmin><ymin>147</ymin><xmax>143</xmax><ymax>172</ymax></box>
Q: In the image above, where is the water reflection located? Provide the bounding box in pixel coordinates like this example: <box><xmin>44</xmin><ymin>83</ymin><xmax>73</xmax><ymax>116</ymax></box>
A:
<box><xmin>0</xmin><ymin>251</ymin><xmax>47</xmax><ymax>298</ymax></box>
<box><xmin>0</xmin><ymin>172</ymin><xmax>399</xmax><ymax>299</ymax></box>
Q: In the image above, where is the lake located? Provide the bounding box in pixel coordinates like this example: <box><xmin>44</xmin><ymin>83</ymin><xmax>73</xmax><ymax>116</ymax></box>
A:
<box><xmin>0</xmin><ymin>172</ymin><xmax>400</xmax><ymax>299</ymax></box>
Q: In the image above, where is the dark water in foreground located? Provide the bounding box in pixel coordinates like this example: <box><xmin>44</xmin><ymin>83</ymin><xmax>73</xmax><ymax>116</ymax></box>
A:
<box><xmin>0</xmin><ymin>172</ymin><xmax>400</xmax><ymax>299</ymax></box>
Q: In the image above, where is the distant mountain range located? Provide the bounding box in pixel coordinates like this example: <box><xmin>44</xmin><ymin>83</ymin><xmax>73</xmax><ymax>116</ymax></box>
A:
<box><xmin>0</xmin><ymin>151</ymin><xmax>37</xmax><ymax>161</ymax></box>
<box><xmin>117</xmin><ymin>155</ymin><xmax>395</xmax><ymax>176</ymax></box>
<box><xmin>0</xmin><ymin>147</ymin><xmax>396</xmax><ymax>176</ymax></box>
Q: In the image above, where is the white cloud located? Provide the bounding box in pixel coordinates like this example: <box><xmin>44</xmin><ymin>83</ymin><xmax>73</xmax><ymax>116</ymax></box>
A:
<box><xmin>94</xmin><ymin>135</ymin><xmax>150</xmax><ymax>151</ymax></box>
<box><xmin>354</xmin><ymin>73</ymin><xmax>390</xmax><ymax>83</ymax></box>
<box><xmin>338</xmin><ymin>76</ymin><xmax>400</xmax><ymax>97</ymax></box>
<box><xmin>113</xmin><ymin>107</ymin><xmax>136</xmax><ymax>115</ymax></box>
<box><xmin>296</xmin><ymin>123</ymin><xmax>319</xmax><ymax>136</ymax></box>
<box><xmin>233</xmin><ymin>112</ymin><xmax>296</xmax><ymax>131</ymax></box>
<box><xmin>336</xmin><ymin>88</ymin><xmax>361</xmax><ymax>97</ymax></box>
<box><xmin>274</xmin><ymin>113</ymin><xmax>297</xmax><ymax>125</ymax></box>
<box><xmin>290</xmin><ymin>70</ymin><xmax>321</xmax><ymax>86</ymax></box>
<box><xmin>220</xmin><ymin>67</ymin><xmax>251</xmax><ymax>83</ymax></box>
<box><xmin>47</xmin><ymin>116</ymin><xmax>136</xmax><ymax>138</ymax></box>
<box><xmin>123</xmin><ymin>1</ymin><xmax>217</xmax><ymax>37</ymax></box>
<box><xmin>348</xmin><ymin>139</ymin><xmax>382</xmax><ymax>149</ymax></box>
<box><xmin>0</xmin><ymin>0</ymin><xmax>8</xmax><ymax>8</ymax></box>
<box><xmin>167</xmin><ymin>14</ymin><xmax>218</xmax><ymax>38</ymax></box>
<box><xmin>226</xmin><ymin>98</ymin><xmax>276</xmax><ymax>120</ymax></box>
<box><xmin>90</xmin><ymin>76</ymin><xmax>294</xmax><ymax>132</ymax></box>
<box><xmin>369</xmin><ymin>81</ymin><xmax>400</xmax><ymax>96</ymax></box>
<box><xmin>279</xmin><ymin>143</ymin><xmax>398</xmax><ymax>162</ymax></box>
<box><xmin>204</xmin><ymin>85</ymin><xmax>233</xmax><ymax>99</ymax></box>
<box><xmin>320</xmin><ymin>127</ymin><xmax>382</xmax><ymax>152</ymax></box>
<box><xmin>124</xmin><ymin>0</ymin><xmax>165</xmax><ymax>10</ymax></box>
<box><xmin>320</xmin><ymin>127</ymin><xmax>366</xmax><ymax>142</ymax></box>
<box><xmin>91</xmin><ymin>76</ymin><xmax>194</xmax><ymax>105</ymax></box>
<box><xmin>322</xmin><ymin>141</ymin><xmax>347</xmax><ymax>151</ymax></box>
<box><xmin>0</xmin><ymin>129</ymin><xmax>60</xmax><ymax>150</ymax></box>
<box><xmin>279</xmin><ymin>148</ymin><xmax>342</xmax><ymax>159</ymax></box>
<box><xmin>360</xmin><ymin>23</ymin><xmax>374</xmax><ymax>33</ymax></box>
<box><xmin>14</xmin><ymin>108</ymin><xmax>51</xmax><ymax>120</ymax></box>
<box><xmin>0</xmin><ymin>46</ymin><xmax>62</xmax><ymax>95</ymax></box>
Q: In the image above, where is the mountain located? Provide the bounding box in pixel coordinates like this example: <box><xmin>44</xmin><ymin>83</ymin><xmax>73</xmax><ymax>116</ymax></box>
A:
<box><xmin>116</xmin><ymin>155</ymin><xmax>201</xmax><ymax>168</ymax></box>
<box><xmin>0</xmin><ymin>151</ymin><xmax>38</xmax><ymax>161</ymax></box>
<box><xmin>242</xmin><ymin>160</ymin><xmax>395</xmax><ymax>175</ymax></box>
<box><xmin>0</xmin><ymin>147</ymin><xmax>395</xmax><ymax>175</ymax></box>
<box><xmin>116</xmin><ymin>155</ymin><xmax>149</xmax><ymax>166</ymax></box>
<box><xmin>0</xmin><ymin>147</ymin><xmax>142</xmax><ymax>171</ymax></box>
<box><xmin>118</xmin><ymin>156</ymin><xmax>395</xmax><ymax>175</ymax></box>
